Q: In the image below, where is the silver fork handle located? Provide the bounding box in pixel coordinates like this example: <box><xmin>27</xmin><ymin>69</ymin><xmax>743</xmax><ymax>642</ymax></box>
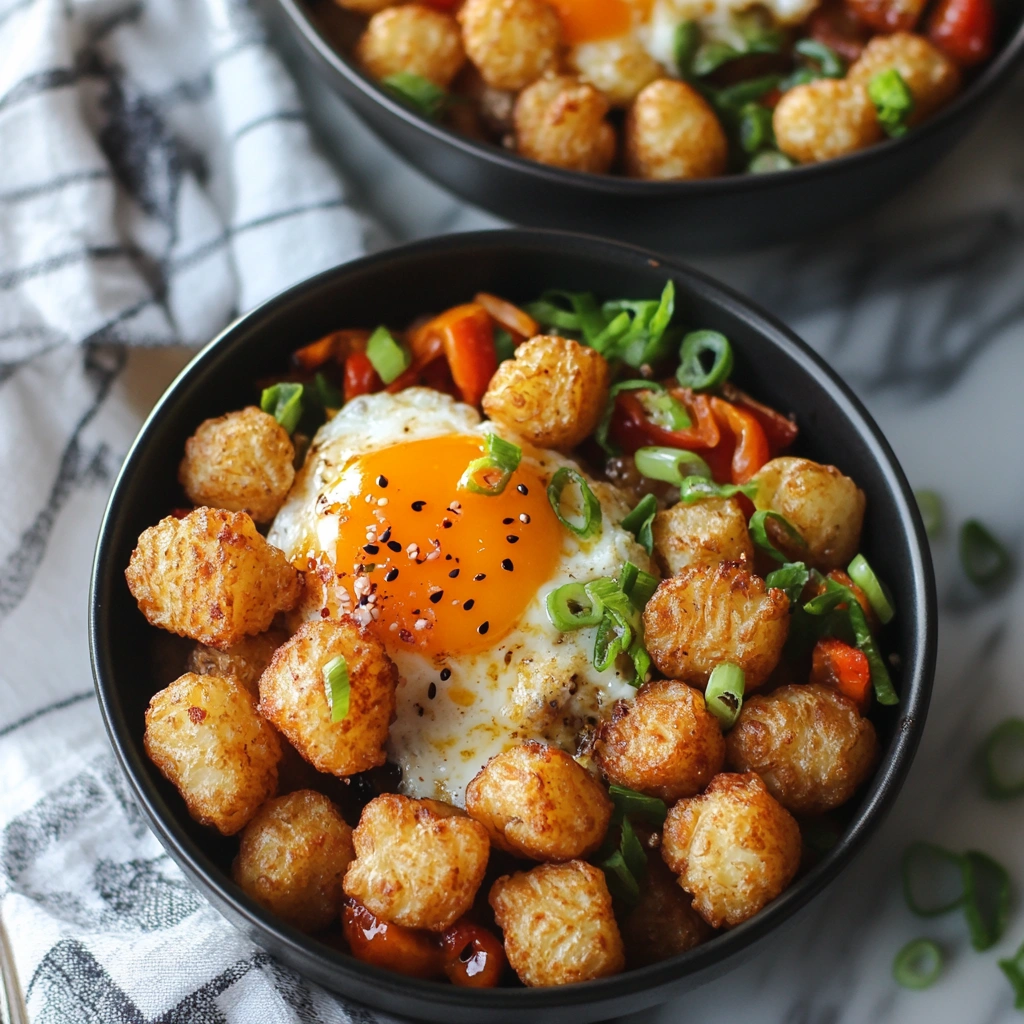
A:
<box><xmin>0</xmin><ymin>912</ymin><xmax>29</xmax><ymax>1024</ymax></box>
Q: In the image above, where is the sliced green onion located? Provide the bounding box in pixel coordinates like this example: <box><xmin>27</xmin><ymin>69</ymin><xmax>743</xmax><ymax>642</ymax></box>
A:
<box><xmin>736</xmin><ymin>10</ymin><xmax>785</xmax><ymax>53</ymax></box>
<box><xmin>260</xmin><ymin>382</ymin><xmax>304</xmax><ymax>435</ymax></box>
<box><xmin>999</xmin><ymin>939</ymin><xmax>1024</xmax><ymax>1008</ymax></box>
<box><xmin>673</xmin><ymin>19</ymin><xmax>701</xmax><ymax>77</ymax></box>
<box><xmin>599</xmin><ymin>847</ymin><xmax>641</xmax><ymax>905</ymax></box>
<box><xmin>902</xmin><ymin>842</ymin><xmax>965</xmax><ymax>917</ymax></box>
<box><xmin>676</xmin><ymin>330</ymin><xmax>734</xmax><ymax>391</ymax></box>
<box><xmin>848</xmin><ymin>553</ymin><xmax>895</xmax><ymax>624</ymax></box>
<box><xmin>780</xmin><ymin>66</ymin><xmax>821</xmax><ymax>91</ymax></box>
<box><xmin>868</xmin><ymin>68</ymin><xmax>914</xmax><ymax>138</ymax></box>
<box><xmin>739</xmin><ymin>103</ymin><xmax>775</xmax><ymax>155</ymax></box>
<box><xmin>981</xmin><ymin>718</ymin><xmax>1024</xmax><ymax>800</ymax></box>
<box><xmin>620</xmin><ymin>562</ymin><xmax>658</xmax><ymax>610</ymax></box>
<box><xmin>381</xmin><ymin>72</ymin><xmax>447</xmax><ymax>119</ymax></box>
<box><xmin>546</xmin><ymin>583</ymin><xmax>604</xmax><ymax>630</ymax></box>
<box><xmin>962</xmin><ymin>849</ymin><xmax>1011</xmax><ymax>951</ymax></box>
<box><xmin>892</xmin><ymin>938</ymin><xmax>943</xmax><ymax>990</ymax></box>
<box><xmin>620</xmin><ymin>816</ymin><xmax>647</xmax><ymax>880</ymax></box>
<box><xmin>596</xmin><ymin>380</ymin><xmax>665</xmax><ymax>456</ymax></box>
<box><xmin>548</xmin><ymin>467</ymin><xmax>602</xmax><ymax>539</ymax></box>
<box><xmin>960</xmin><ymin>519</ymin><xmax>1012</xmax><ymax>587</ymax></box>
<box><xmin>602</xmin><ymin>281</ymin><xmax>676</xmax><ymax>367</ymax></box>
<box><xmin>749</xmin><ymin>150</ymin><xmax>794</xmax><ymax>173</ymax></box>
<box><xmin>458</xmin><ymin>433</ymin><xmax>522</xmax><ymax>496</ymax></box>
<box><xmin>635</xmin><ymin>446</ymin><xmax>712</xmax><ymax>485</ymax></box>
<box><xmin>692</xmin><ymin>40</ymin><xmax>742</xmax><ymax>76</ymax></box>
<box><xmin>638</xmin><ymin>390</ymin><xmax>691</xmax><ymax>431</ymax></box>
<box><xmin>677</xmin><ymin>476</ymin><xmax>758</xmax><ymax>503</ymax></box>
<box><xmin>494</xmin><ymin>327</ymin><xmax>516</xmax><ymax>363</ymax></box>
<box><xmin>609</xmin><ymin>784</ymin><xmax>668</xmax><ymax>825</ymax></box>
<box><xmin>713</xmin><ymin>74</ymin><xmax>783</xmax><ymax>110</ymax></box>
<box><xmin>749</xmin><ymin>510</ymin><xmax>807</xmax><ymax>563</ymax></box>
<box><xmin>592</xmin><ymin>611</ymin><xmax>630</xmax><ymax>672</ymax></box>
<box><xmin>313</xmin><ymin>372</ymin><xmax>343</xmax><ymax>411</ymax></box>
<box><xmin>765</xmin><ymin>561</ymin><xmax>810</xmax><ymax>605</ymax></box>
<box><xmin>528</xmin><ymin>289</ymin><xmax>609</xmax><ymax>345</ymax></box>
<box><xmin>705</xmin><ymin>662</ymin><xmax>745</xmax><ymax>729</ymax></box>
<box><xmin>366</xmin><ymin>325</ymin><xmax>411</xmax><ymax>384</ymax></box>
<box><xmin>915</xmin><ymin>489</ymin><xmax>944</xmax><ymax>538</ymax></box>
<box><xmin>322</xmin><ymin>655</ymin><xmax>350</xmax><ymax>723</ymax></box>
<box><xmin>793</xmin><ymin>38</ymin><xmax>846</xmax><ymax>78</ymax></box>
<box><xmin>621</xmin><ymin>494</ymin><xmax>658</xmax><ymax>555</ymax></box>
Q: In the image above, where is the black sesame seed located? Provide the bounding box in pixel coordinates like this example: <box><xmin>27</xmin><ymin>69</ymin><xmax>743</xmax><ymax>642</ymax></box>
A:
<box><xmin>449</xmin><ymin>568</ymin><xmax>460</xmax><ymax>578</ymax></box>
<box><xmin>502</xmin><ymin>558</ymin><xmax>514</xmax><ymax>571</ymax></box>
<box><xmin>376</xmin><ymin>475</ymin><xmax>389</xmax><ymax>488</ymax></box>
<box><xmin>399</xmin><ymin>629</ymin><xmax>413</xmax><ymax>642</ymax></box>
<box><xmin>506</xmin><ymin>535</ymin><xmax>519</xmax><ymax>544</ymax></box>
<box><xmin>478</xmin><ymin>621</ymin><xmax>490</xmax><ymax>635</ymax></box>
<box><xmin>428</xmin><ymin>682</ymin><xmax>437</xmax><ymax>699</ymax></box>
<box><xmin>412</xmin><ymin>500</ymin><xmax>426</xmax><ymax>511</ymax></box>
<box><xmin>363</xmin><ymin>544</ymin><xmax>379</xmax><ymax>555</ymax></box>
<box><xmin>387</xmin><ymin>540</ymin><xmax>402</xmax><ymax>552</ymax></box>
<box><xmin>502</xmin><ymin>517</ymin><xmax>514</xmax><ymax>525</ymax></box>
<box><xmin>474</xmin><ymin>573</ymin><xmax>486</xmax><ymax>581</ymax></box>
<box><xmin>385</xmin><ymin>568</ymin><xmax>399</xmax><ymax>582</ymax></box>
<box><xmin>445</xmin><ymin>554</ymin><xmax>453</xmax><ymax>560</ymax></box>
<box><xmin>430</xmin><ymin>590</ymin><xmax>444</xmax><ymax>604</ymax></box>
<box><xmin>379</xmin><ymin>527</ymin><xmax>392</xmax><ymax>543</ymax></box>
<box><xmin>442</xmin><ymin>520</ymin><xmax>453</xmax><ymax>529</ymax></box>
<box><xmin>412</xmin><ymin>609</ymin><xmax>421</xmax><ymax>615</ymax></box>
<box><xmin>440</xmin><ymin>668</ymin><xmax>452</xmax><ymax>681</ymax></box>
<box><xmin>517</xmin><ymin>484</ymin><xmax>528</xmax><ymax>495</ymax></box>
<box><xmin>464</xmin><ymin>599</ymin><xmax>476</xmax><ymax>611</ymax></box>
<box><xmin>416</xmin><ymin>705</ymin><xmax>424</xmax><ymax>717</ymax></box>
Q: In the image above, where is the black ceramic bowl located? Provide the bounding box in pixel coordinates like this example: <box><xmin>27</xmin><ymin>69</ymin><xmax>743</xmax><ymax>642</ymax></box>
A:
<box><xmin>90</xmin><ymin>230</ymin><xmax>936</xmax><ymax>1023</ymax></box>
<box><xmin>269</xmin><ymin>0</ymin><xmax>1024</xmax><ymax>252</ymax></box>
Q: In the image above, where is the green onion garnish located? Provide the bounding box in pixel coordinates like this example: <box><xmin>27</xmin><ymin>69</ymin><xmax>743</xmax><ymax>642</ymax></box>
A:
<box><xmin>260</xmin><ymin>382</ymin><xmax>304</xmax><ymax>435</ymax></box>
<box><xmin>962</xmin><ymin>849</ymin><xmax>1012</xmax><ymax>951</ymax></box>
<box><xmin>620</xmin><ymin>561</ymin><xmax>658</xmax><ymax>610</ymax></box>
<box><xmin>793</xmin><ymin>38</ymin><xmax>846</xmax><ymax>78</ymax></box>
<box><xmin>704</xmin><ymin>662</ymin><xmax>745</xmax><ymax>729</ymax></box>
<box><xmin>608</xmin><ymin>784</ymin><xmax>668</xmax><ymax>825</ymax></box>
<box><xmin>981</xmin><ymin>718</ymin><xmax>1024</xmax><ymax>800</ymax></box>
<box><xmin>313</xmin><ymin>372</ymin><xmax>343</xmax><ymax>411</ymax></box>
<box><xmin>765</xmin><ymin>561</ymin><xmax>810</xmax><ymax>605</ymax></box>
<box><xmin>868</xmin><ymin>68</ymin><xmax>914</xmax><ymax>138</ymax></box>
<box><xmin>847</xmin><ymin>553</ymin><xmax>895</xmax><ymax>624</ymax></box>
<box><xmin>892</xmin><ymin>938</ymin><xmax>943</xmax><ymax>990</ymax></box>
<box><xmin>366</xmin><ymin>326</ymin><xmax>411</xmax><ymax>385</ymax></box>
<box><xmin>902</xmin><ymin>842</ymin><xmax>965</xmax><ymax>917</ymax></box>
<box><xmin>739</xmin><ymin>103</ymin><xmax>775</xmax><ymax>155</ymax></box>
<box><xmin>749</xmin><ymin>150</ymin><xmax>794</xmax><ymax>173</ymax></box>
<box><xmin>999</xmin><ymin>939</ymin><xmax>1024</xmax><ymax>1008</ymax></box>
<box><xmin>598</xmin><ymin>847</ymin><xmax>641</xmax><ymax>905</ymax></box>
<box><xmin>692</xmin><ymin>40</ymin><xmax>742</xmax><ymax>76</ymax></box>
<box><xmin>712</xmin><ymin>74</ymin><xmax>783</xmax><ymax>111</ymax></box>
<box><xmin>621</xmin><ymin>494</ymin><xmax>658</xmax><ymax>555</ymax></box>
<box><xmin>602</xmin><ymin>281</ymin><xmax>676</xmax><ymax>367</ymax></box>
<box><xmin>546</xmin><ymin>582</ymin><xmax>604</xmax><ymax>631</ymax></box>
<box><xmin>749</xmin><ymin>510</ymin><xmax>807</xmax><ymax>563</ymax></box>
<box><xmin>548</xmin><ymin>467</ymin><xmax>602</xmax><ymax>539</ymax></box>
<box><xmin>494</xmin><ymin>327</ymin><xmax>516</xmax><ymax>363</ymax></box>
<box><xmin>639</xmin><ymin>390</ymin><xmax>691</xmax><ymax>431</ymax></box>
<box><xmin>381</xmin><ymin>72</ymin><xmax>448</xmax><ymax>119</ymax></box>
<box><xmin>458</xmin><ymin>433</ymin><xmax>522</xmax><ymax>496</ymax></box>
<box><xmin>593</xmin><ymin>612</ymin><xmax>629</xmax><ymax>673</ymax></box>
<box><xmin>596</xmin><ymin>380</ymin><xmax>665</xmax><ymax>455</ymax></box>
<box><xmin>676</xmin><ymin>330</ymin><xmax>734</xmax><ymax>391</ymax></box>
<box><xmin>322</xmin><ymin>655</ymin><xmax>350</xmax><ymax>723</ymax></box>
<box><xmin>915</xmin><ymin>489</ymin><xmax>943</xmax><ymax>538</ymax></box>
<box><xmin>620</xmin><ymin>816</ymin><xmax>647</xmax><ymax>880</ymax></box>
<box><xmin>673</xmin><ymin>19</ymin><xmax>701</xmax><ymax>76</ymax></box>
<box><xmin>634</xmin><ymin>446</ymin><xmax>712</xmax><ymax>485</ymax></box>
<box><xmin>677</xmin><ymin>476</ymin><xmax>758</xmax><ymax>503</ymax></box>
<box><xmin>960</xmin><ymin>519</ymin><xmax>1012</xmax><ymax>587</ymax></box>
<box><xmin>585</xmin><ymin>573</ymin><xmax>651</xmax><ymax>684</ymax></box>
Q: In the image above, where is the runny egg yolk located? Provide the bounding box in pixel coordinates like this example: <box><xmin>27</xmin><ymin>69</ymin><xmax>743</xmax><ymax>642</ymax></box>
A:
<box><xmin>326</xmin><ymin>435</ymin><xmax>562</xmax><ymax>658</ymax></box>
<box><xmin>548</xmin><ymin>0</ymin><xmax>652</xmax><ymax>43</ymax></box>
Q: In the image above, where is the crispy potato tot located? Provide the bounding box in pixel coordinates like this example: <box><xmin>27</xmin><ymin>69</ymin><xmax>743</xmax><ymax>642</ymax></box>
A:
<box><xmin>622</xmin><ymin>852</ymin><xmax>713</xmax><ymax>968</ymax></box>
<box><xmin>465</xmin><ymin>741</ymin><xmax>612</xmax><ymax>860</ymax></box>
<box><xmin>642</xmin><ymin>562</ymin><xmax>790</xmax><ymax>690</ymax></box>
<box><xmin>848</xmin><ymin>31</ymin><xmax>960</xmax><ymax>122</ymax></box>
<box><xmin>568</xmin><ymin>35</ymin><xmax>662</xmax><ymax>107</ymax></box>
<box><xmin>661</xmin><ymin>772</ymin><xmax>801</xmax><ymax>929</ymax></box>
<box><xmin>624</xmin><ymin>79</ymin><xmax>728</xmax><ymax>180</ymax></box>
<box><xmin>595</xmin><ymin>679</ymin><xmax>725</xmax><ymax>802</ymax></box>
<box><xmin>178</xmin><ymin>407</ymin><xmax>295</xmax><ymax>524</ymax></box>
<box><xmin>344</xmin><ymin>794</ymin><xmax>490</xmax><ymax>931</ymax></box>
<box><xmin>232</xmin><ymin>790</ymin><xmax>354</xmax><ymax>932</ymax></box>
<box><xmin>652</xmin><ymin>497</ymin><xmax>754</xmax><ymax>576</ymax></box>
<box><xmin>187</xmin><ymin>628</ymin><xmax>288</xmax><ymax>699</ymax></box>
<box><xmin>751</xmin><ymin>456</ymin><xmax>866</xmax><ymax>571</ymax></box>
<box><xmin>258</xmin><ymin>619</ymin><xmax>397</xmax><ymax>777</ymax></box>
<box><xmin>726</xmin><ymin>683</ymin><xmax>879</xmax><ymax>815</ymax></box>
<box><xmin>481</xmin><ymin>335</ymin><xmax>610</xmax><ymax>450</ymax></box>
<box><xmin>357</xmin><ymin>4</ymin><xmax>466</xmax><ymax>87</ymax></box>
<box><xmin>125</xmin><ymin>508</ymin><xmax>303</xmax><ymax>650</ymax></box>
<box><xmin>459</xmin><ymin>0</ymin><xmax>562</xmax><ymax>91</ymax></box>
<box><xmin>513</xmin><ymin>75</ymin><xmax>617</xmax><ymax>174</ymax></box>
<box><xmin>490</xmin><ymin>860</ymin><xmax>624</xmax><ymax>986</ymax></box>
<box><xmin>773</xmin><ymin>79</ymin><xmax>882</xmax><ymax>164</ymax></box>
<box><xmin>144</xmin><ymin>672</ymin><xmax>281</xmax><ymax>836</ymax></box>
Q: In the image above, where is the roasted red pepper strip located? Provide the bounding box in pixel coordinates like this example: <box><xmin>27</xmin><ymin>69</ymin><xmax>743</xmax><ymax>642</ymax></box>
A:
<box><xmin>474</xmin><ymin>292</ymin><xmax>538</xmax><ymax>341</ymax></box>
<box><xmin>719</xmin><ymin>381</ymin><xmax>798</xmax><ymax>454</ymax></box>
<box><xmin>411</xmin><ymin>303</ymin><xmax>497</xmax><ymax>406</ymax></box>
<box><xmin>811</xmin><ymin>637</ymin><xmax>872</xmax><ymax>711</ymax></box>
<box><xmin>609</xmin><ymin>388</ymin><xmax>721</xmax><ymax>455</ymax></box>
<box><xmin>927</xmin><ymin>0</ymin><xmax>995</xmax><ymax>66</ymax></box>
<box><xmin>709</xmin><ymin>397</ymin><xmax>771</xmax><ymax>483</ymax></box>
<box><xmin>344</xmin><ymin>351</ymin><xmax>382</xmax><ymax>403</ymax></box>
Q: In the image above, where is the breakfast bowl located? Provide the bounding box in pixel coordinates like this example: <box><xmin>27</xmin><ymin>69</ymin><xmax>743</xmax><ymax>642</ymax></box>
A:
<box><xmin>90</xmin><ymin>229</ymin><xmax>936</xmax><ymax>1023</ymax></box>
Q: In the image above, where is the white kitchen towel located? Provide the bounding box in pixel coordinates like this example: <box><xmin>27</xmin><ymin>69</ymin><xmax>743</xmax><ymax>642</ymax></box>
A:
<box><xmin>0</xmin><ymin>0</ymin><xmax>394</xmax><ymax>1017</ymax></box>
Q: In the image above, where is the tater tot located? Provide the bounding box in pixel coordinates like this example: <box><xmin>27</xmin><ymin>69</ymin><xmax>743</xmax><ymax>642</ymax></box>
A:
<box><xmin>595</xmin><ymin>679</ymin><xmax>725</xmax><ymax>802</ymax></box>
<box><xmin>125</xmin><ymin>507</ymin><xmax>303</xmax><ymax>650</ymax></box>
<box><xmin>661</xmin><ymin>772</ymin><xmax>801</xmax><ymax>929</ymax></box>
<box><xmin>624</xmin><ymin>79</ymin><xmax>728</xmax><ymax>180</ymax></box>
<box><xmin>848</xmin><ymin>31</ymin><xmax>960</xmax><ymax>122</ymax></box>
<box><xmin>568</xmin><ymin>35</ymin><xmax>662</xmax><ymax>107</ymax></box>
<box><xmin>773</xmin><ymin>79</ymin><xmax>882</xmax><ymax>164</ymax></box>
<box><xmin>642</xmin><ymin>562</ymin><xmax>790</xmax><ymax>690</ymax></box>
<box><xmin>465</xmin><ymin>741</ymin><xmax>612</xmax><ymax>860</ymax></box>
<box><xmin>144</xmin><ymin>672</ymin><xmax>281</xmax><ymax>836</ymax></box>
<box><xmin>725</xmin><ymin>683</ymin><xmax>879</xmax><ymax>815</ymax></box>
<box><xmin>751</xmin><ymin>456</ymin><xmax>866</xmax><ymax>571</ymax></box>
<box><xmin>187</xmin><ymin>628</ymin><xmax>288</xmax><ymax>699</ymax></box>
<box><xmin>490</xmin><ymin>860</ymin><xmax>625</xmax><ymax>986</ymax></box>
<box><xmin>178</xmin><ymin>407</ymin><xmax>295</xmax><ymax>524</ymax></box>
<box><xmin>513</xmin><ymin>75</ymin><xmax>617</xmax><ymax>174</ymax></box>
<box><xmin>459</xmin><ymin>0</ymin><xmax>562</xmax><ymax>91</ymax></box>
<box><xmin>343</xmin><ymin>794</ymin><xmax>490</xmax><ymax>931</ymax></box>
<box><xmin>232</xmin><ymin>790</ymin><xmax>354</xmax><ymax>932</ymax></box>
<box><xmin>258</xmin><ymin>619</ymin><xmax>397</xmax><ymax>777</ymax></box>
<box><xmin>357</xmin><ymin>4</ymin><xmax>466</xmax><ymax>88</ymax></box>
<box><xmin>652</xmin><ymin>497</ymin><xmax>754</xmax><ymax>576</ymax></box>
<box><xmin>481</xmin><ymin>335</ymin><xmax>610</xmax><ymax>450</ymax></box>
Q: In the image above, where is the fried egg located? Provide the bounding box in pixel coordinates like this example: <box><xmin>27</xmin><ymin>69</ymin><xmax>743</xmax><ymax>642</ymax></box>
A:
<box><xmin>269</xmin><ymin>388</ymin><xmax>655</xmax><ymax>805</ymax></box>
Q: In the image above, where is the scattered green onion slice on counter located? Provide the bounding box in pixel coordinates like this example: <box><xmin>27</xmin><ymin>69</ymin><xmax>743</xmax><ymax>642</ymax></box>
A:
<box><xmin>960</xmin><ymin>519</ymin><xmax>1012</xmax><ymax>587</ymax></box>
<box><xmin>793</xmin><ymin>38</ymin><xmax>846</xmax><ymax>78</ymax></box>
<box><xmin>739</xmin><ymin>103</ymin><xmax>775</xmax><ymax>155</ymax></box>
<box><xmin>962</xmin><ymin>849</ymin><xmax>1012</xmax><ymax>951</ymax></box>
<box><xmin>847</xmin><ymin>553</ymin><xmax>895</xmax><ymax>623</ymax></box>
<box><xmin>596</xmin><ymin>380</ymin><xmax>665</xmax><ymax>455</ymax></box>
<box><xmin>676</xmin><ymin>330</ymin><xmax>734</xmax><ymax>391</ymax></box>
<box><xmin>494</xmin><ymin>327</ymin><xmax>516</xmax><ymax>363</ymax></box>
<box><xmin>621</xmin><ymin>494</ymin><xmax>658</xmax><ymax>555</ymax></box>
<box><xmin>322</xmin><ymin>655</ymin><xmax>350</xmax><ymax>723</ymax></box>
<box><xmin>548</xmin><ymin>467</ymin><xmax>602</xmax><ymax>538</ymax></box>
<box><xmin>749</xmin><ymin>510</ymin><xmax>807</xmax><ymax>563</ymax></box>
<box><xmin>677</xmin><ymin>476</ymin><xmax>758</xmax><ymax>503</ymax></box>
<box><xmin>892</xmin><ymin>938</ymin><xmax>943</xmax><ymax>990</ymax></box>
<box><xmin>366</xmin><ymin>326</ymin><xmax>411</xmax><ymax>384</ymax></box>
<box><xmin>313</xmin><ymin>372</ymin><xmax>343</xmax><ymax>412</ymax></box>
<box><xmin>381</xmin><ymin>72</ymin><xmax>447</xmax><ymax>119</ymax></box>
<box><xmin>705</xmin><ymin>663</ymin><xmax>745</xmax><ymax>729</ymax></box>
<box><xmin>981</xmin><ymin>718</ymin><xmax>1024</xmax><ymax>800</ymax></box>
<box><xmin>673</xmin><ymin>19</ymin><xmax>701</xmax><ymax>77</ymax></box>
<box><xmin>635</xmin><ymin>446</ymin><xmax>712</xmax><ymax>485</ymax></box>
<box><xmin>868</xmin><ymin>68</ymin><xmax>914</xmax><ymax>138</ymax></box>
<box><xmin>638</xmin><ymin>390</ymin><xmax>691</xmax><ymax>431</ymax></box>
<box><xmin>901</xmin><ymin>842</ymin><xmax>966</xmax><ymax>917</ymax></box>
<box><xmin>999</xmin><ymin>940</ymin><xmax>1024</xmax><ymax>1008</ymax></box>
<box><xmin>458</xmin><ymin>433</ymin><xmax>522</xmax><ymax>496</ymax></box>
<box><xmin>765</xmin><ymin>561</ymin><xmax>810</xmax><ymax>605</ymax></box>
<box><xmin>260</xmin><ymin>382</ymin><xmax>304</xmax><ymax>435</ymax></box>
<box><xmin>609</xmin><ymin>784</ymin><xmax>668</xmax><ymax>825</ymax></box>
<box><xmin>749</xmin><ymin>150</ymin><xmax>795</xmax><ymax>173</ymax></box>
<box><xmin>915</xmin><ymin>489</ymin><xmax>944</xmax><ymax>538</ymax></box>
<box><xmin>546</xmin><ymin>583</ymin><xmax>604</xmax><ymax>630</ymax></box>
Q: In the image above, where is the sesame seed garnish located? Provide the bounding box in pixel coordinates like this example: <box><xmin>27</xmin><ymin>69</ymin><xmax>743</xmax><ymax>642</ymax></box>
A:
<box><xmin>379</xmin><ymin>527</ymin><xmax>392</xmax><ymax>543</ymax></box>
<box><xmin>377</xmin><ymin>498</ymin><xmax>388</xmax><ymax>507</ymax></box>
<box><xmin>449</xmin><ymin>568</ymin><xmax>460</xmax><ymax>578</ymax></box>
<box><xmin>387</xmin><ymin>541</ymin><xmax>402</xmax><ymax>552</ymax></box>
<box><xmin>449</xmin><ymin>501</ymin><xmax>461</xmax><ymax>512</ymax></box>
<box><xmin>502</xmin><ymin>558</ymin><xmax>514</xmax><ymax>571</ymax></box>
<box><xmin>428</xmin><ymin>682</ymin><xmax>437</xmax><ymax>699</ymax></box>
<box><xmin>507</xmin><ymin>535</ymin><xmax>519</xmax><ymax>544</ymax></box>
<box><xmin>517</xmin><ymin>484</ymin><xmax>528</xmax><ymax>495</ymax></box>
<box><xmin>385</xmin><ymin>568</ymin><xmax>399</xmax><ymax>582</ymax></box>
<box><xmin>519</xmin><ymin>513</ymin><xmax>531</xmax><ymax>524</ymax></box>
<box><xmin>365</xmin><ymin>495</ymin><xmax>372</xmax><ymax>503</ymax></box>
<box><xmin>353</xmin><ymin>576</ymin><xmax>371</xmax><ymax>597</ymax></box>
<box><xmin>474</xmin><ymin>573</ymin><xmax>486</xmax><ymax>581</ymax></box>
<box><xmin>440</xmin><ymin>668</ymin><xmax>452</xmax><ymax>681</ymax></box>
<box><xmin>399</xmin><ymin>628</ymin><xmax>413</xmax><ymax>642</ymax></box>
<box><xmin>478</xmin><ymin>621</ymin><xmax>490</xmax><ymax>634</ymax></box>
<box><xmin>370</xmin><ymin>607</ymin><xmax>380</xmax><ymax>621</ymax></box>
<box><xmin>415</xmin><ymin>618</ymin><xmax>429</xmax><ymax>631</ymax></box>
<box><xmin>353</xmin><ymin>607</ymin><xmax>372</xmax><ymax>626</ymax></box>
<box><xmin>464</xmin><ymin>599</ymin><xmax>476</xmax><ymax>611</ymax></box>
<box><xmin>406</xmin><ymin>543</ymin><xmax>420</xmax><ymax>558</ymax></box>
<box><xmin>429</xmin><ymin>590</ymin><xmax>444</xmax><ymax>604</ymax></box>
<box><xmin>376</xmin><ymin>475</ymin><xmax>388</xmax><ymax>487</ymax></box>
<box><xmin>389</xmin><ymin>622</ymin><xmax>399</xmax><ymax>632</ymax></box>
<box><xmin>502</xmin><ymin>517</ymin><xmax>514</xmax><ymax>525</ymax></box>
<box><xmin>363</xmin><ymin>544</ymin><xmax>379</xmax><ymax>555</ymax></box>
<box><xmin>412</xmin><ymin>500</ymin><xmax>426</xmax><ymax>511</ymax></box>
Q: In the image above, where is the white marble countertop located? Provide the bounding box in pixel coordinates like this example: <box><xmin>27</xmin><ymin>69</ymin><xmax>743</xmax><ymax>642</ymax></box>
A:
<box><xmin>277</xmin><ymin>37</ymin><xmax>1024</xmax><ymax>1024</ymax></box>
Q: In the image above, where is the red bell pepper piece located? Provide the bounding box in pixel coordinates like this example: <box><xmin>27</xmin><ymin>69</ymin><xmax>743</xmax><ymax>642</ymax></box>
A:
<box><xmin>812</xmin><ymin>637</ymin><xmax>873</xmax><ymax>711</ymax></box>
<box><xmin>410</xmin><ymin>303</ymin><xmax>497</xmax><ymax>406</ymax></box>
<box><xmin>609</xmin><ymin>388</ymin><xmax>721</xmax><ymax>457</ymax></box>
<box><xmin>927</xmin><ymin>0</ymin><xmax>995</xmax><ymax>66</ymax></box>
<box><xmin>719</xmin><ymin>382</ymin><xmax>798</xmax><ymax>454</ymax></box>
<box><xmin>709</xmin><ymin>397</ymin><xmax>771</xmax><ymax>483</ymax></box>
<box><xmin>343</xmin><ymin>351</ymin><xmax>381</xmax><ymax>403</ymax></box>
<box><xmin>474</xmin><ymin>292</ymin><xmax>538</xmax><ymax>341</ymax></box>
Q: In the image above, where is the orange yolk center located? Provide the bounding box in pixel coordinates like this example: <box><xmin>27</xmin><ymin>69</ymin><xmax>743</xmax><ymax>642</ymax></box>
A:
<box><xmin>326</xmin><ymin>435</ymin><xmax>562</xmax><ymax>658</ymax></box>
<box><xmin>548</xmin><ymin>0</ymin><xmax>650</xmax><ymax>43</ymax></box>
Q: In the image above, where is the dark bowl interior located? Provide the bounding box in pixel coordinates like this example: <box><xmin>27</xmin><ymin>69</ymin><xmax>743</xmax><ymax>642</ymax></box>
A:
<box><xmin>268</xmin><ymin>0</ymin><xmax>1024</xmax><ymax>252</ymax></box>
<box><xmin>90</xmin><ymin>229</ymin><xmax>936</xmax><ymax>1023</ymax></box>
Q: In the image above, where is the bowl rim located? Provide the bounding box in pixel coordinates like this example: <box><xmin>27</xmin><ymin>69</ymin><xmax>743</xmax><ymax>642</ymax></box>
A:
<box><xmin>274</xmin><ymin>0</ymin><xmax>1024</xmax><ymax>197</ymax></box>
<box><xmin>90</xmin><ymin>228</ymin><xmax>937</xmax><ymax>1015</ymax></box>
